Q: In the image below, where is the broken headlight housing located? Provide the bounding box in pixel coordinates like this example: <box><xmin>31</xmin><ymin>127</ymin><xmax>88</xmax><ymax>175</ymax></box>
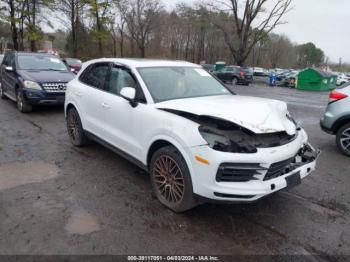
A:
<box><xmin>286</xmin><ymin>113</ymin><xmax>301</xmax><ymax>130</ymax></box>
<box><xmin>198</xmin><ymin>126</ymin><xmax>257</xmax><ymax>153</ymax></box>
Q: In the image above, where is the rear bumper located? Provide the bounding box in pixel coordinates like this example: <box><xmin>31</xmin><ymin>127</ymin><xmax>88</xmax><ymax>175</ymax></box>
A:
<box><xmin>320</xmin><ymin>119</ymin><xmax>334</xmax><ymax>134</ymax></box>
<box><xmin>23</xmin><ymin>89</ymin><xmax>65</xmax><ymax>105</ymax></box>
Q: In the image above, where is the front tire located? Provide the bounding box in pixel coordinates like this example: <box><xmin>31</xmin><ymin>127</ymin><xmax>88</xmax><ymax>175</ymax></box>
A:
<box><xmin>232</xmin><ymin>78</ymin><xmax>238</xmax><ymax>85</ymax></box>
<box><xmin>336</xmin><ymin>123</ymin><xmax>350</xmax><ymax>157</ymax></box>
<box><xmin>150</xmin><ymin>146</ymin><xmax>197</xmax><ymax>212</ymax></box>
<box><xmin>16</xmin><ymin>90</ymin><xmax>32</xmax><ymax>113</ymax></box>
<box><xmin>66</xmin><ymin>107</ymin><xmax>89</xmax><ymax>147</ymax></box>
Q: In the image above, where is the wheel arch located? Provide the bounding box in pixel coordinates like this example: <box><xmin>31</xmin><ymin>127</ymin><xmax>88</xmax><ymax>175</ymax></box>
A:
<box><xmin>332</xmin><ymin>116</ymin><xmax>350</xmax><ymax>134</ymax></box>
<box><xmin>145</xmin><ymin>136</ymin><xmax>199</xmax><ymax>194</ymax></box>
<box><xmin>145</xmin><ymin>136</ymin><xmax>195</xmax><ymax>177</ymax></box>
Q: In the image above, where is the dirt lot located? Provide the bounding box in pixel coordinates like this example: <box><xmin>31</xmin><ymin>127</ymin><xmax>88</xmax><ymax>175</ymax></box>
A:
<box><xmin>0</xmin><ymin>84</ymin><xmax>349</xmax><ymax>259</ymax></box>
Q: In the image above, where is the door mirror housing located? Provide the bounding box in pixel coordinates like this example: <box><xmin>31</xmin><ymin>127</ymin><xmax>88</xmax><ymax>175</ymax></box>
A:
<box><xmin>120</xmin><ymin>87</ymin><xmax>137</xmax><ymax>107</ymax></box>
<box><xmin>5</xmin><ymin>66</ymin><xmax>13</xmax><ymax>72</ymax></box>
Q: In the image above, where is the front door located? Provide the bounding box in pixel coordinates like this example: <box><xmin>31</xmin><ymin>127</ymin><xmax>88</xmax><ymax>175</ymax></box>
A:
<box><xmin>102</xmin><ymin>65</ymin><xmax>147</xmax><ymax>160</ymax></box>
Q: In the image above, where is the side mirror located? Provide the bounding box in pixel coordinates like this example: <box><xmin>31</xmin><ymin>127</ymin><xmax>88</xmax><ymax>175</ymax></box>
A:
<box><xmin>120</xmin><ymin>87</ymin><xmax>137</xmax><ymax>107</ymax></box>
<box><xmin>5</xmin><ymin>66</ymin><xmax>13</xmax><ymax>72</ymax></box>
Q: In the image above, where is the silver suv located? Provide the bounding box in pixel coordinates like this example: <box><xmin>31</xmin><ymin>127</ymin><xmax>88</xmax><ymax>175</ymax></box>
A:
<box><xmin>321</xmin><ymin>83</ymin><xmax>350</xmax><ymax>156</ymax></box>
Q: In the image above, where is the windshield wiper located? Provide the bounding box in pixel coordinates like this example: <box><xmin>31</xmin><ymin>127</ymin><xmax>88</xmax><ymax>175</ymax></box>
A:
<box><xmin>45</xmin><ymin>68</ymin><xmax>67</xmax><ymax>71</ymax></box>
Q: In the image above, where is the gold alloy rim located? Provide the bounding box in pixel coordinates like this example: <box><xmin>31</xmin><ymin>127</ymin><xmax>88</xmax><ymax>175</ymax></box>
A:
<box><xmin>153</xmin><ymin>155</ymin><xmax>185</xmax><ymax>203</ymax></box>
<box><xmin>67</xmin><ymin>112</ymin><xmax>80</xmax><ymax>142</ymax></box>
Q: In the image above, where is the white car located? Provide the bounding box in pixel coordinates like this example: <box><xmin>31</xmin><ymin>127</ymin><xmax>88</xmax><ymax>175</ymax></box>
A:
<box><xmin>65</xmin><ymin>58</ymin><xmax>319</xmax><ymax>212</ymax></box>
<box><xmin>253</xmin><ymin>67</ymin><xmax>265</xmax><ymax>76</ymax></box>
<box><xmin>337</xmin><ymin>74</ymin><xmax>349</xmax><ymax>86</ymax></box>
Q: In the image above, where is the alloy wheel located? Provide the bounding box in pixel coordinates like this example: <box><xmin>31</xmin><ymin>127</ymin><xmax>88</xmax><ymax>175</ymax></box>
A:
<box><xmin>340</xmin><ymin>128</ymin><xmax>350</xmax><ymax>152</ymax></box>
<box><xmin>67</xmin><ymin>111</ymin><xmax>81</xmax><ymax>142</ymax></box>
<box><xmin>152</xmin><ymin>155</ymin><xmax>185</xmax><ymax>203</ymax></box>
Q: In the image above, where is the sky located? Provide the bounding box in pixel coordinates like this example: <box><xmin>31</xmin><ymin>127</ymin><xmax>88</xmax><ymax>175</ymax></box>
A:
<box><xmin>46</xmin><ymin>0</ymin><xmax>349</xmax><ymax>63</ymax></box>
<box><xmin>270</xmin><ymin>0</ymin><xmax>349</xmax><ymax>63</ymax></box>
<box><xmin>168</xmin><ymin>0</ymin><xmax>349</xmax><ymax>63</ymax></box>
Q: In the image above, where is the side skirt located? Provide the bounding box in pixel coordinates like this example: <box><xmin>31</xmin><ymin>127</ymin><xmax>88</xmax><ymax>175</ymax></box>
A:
<box><xmin>84</xmin><ymin>131</ymin><xmax>149</xmax><ymax>172</ymax></box>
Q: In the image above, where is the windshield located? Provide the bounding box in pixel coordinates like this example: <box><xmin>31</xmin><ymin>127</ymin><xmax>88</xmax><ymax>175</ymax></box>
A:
<box><xmin>138</xmin><ymin>67</ymin><xmax>231</xmax><ymax>103</ymax></box>
<box><xmin>18</xmin><ymin>55</ymin><xmax>68</xmax><ymax>71</ymax></box>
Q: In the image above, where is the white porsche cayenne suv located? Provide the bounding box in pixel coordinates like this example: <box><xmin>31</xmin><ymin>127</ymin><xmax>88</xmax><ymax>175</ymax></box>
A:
<box><xmin>65</xmin><ymin>58</ymin><xmax>319</xmax><ymax>212</ymax></box>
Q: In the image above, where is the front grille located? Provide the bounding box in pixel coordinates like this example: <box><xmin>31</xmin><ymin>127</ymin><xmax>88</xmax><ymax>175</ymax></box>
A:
<box><xmin>216</xmin><ymin>163</ymin><xmax>267</xmax><ymax>182</ymax></box>
<box><xmin>42</xmin><ymin>82</ymin><xmax>67</xmax><ymax>93</ymax></box>
<box><xmin>263</xmin><ymin>157</ymin><xmax>295</xmax><ymax>181</ymax></box>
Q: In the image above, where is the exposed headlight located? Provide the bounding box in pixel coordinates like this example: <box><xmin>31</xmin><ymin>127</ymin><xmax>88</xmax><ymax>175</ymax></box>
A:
<box><xmin>23</xmin><ymin>80</ymin><xmax>42</xmax><ymax>90</ymax></box>
<box><xmin>198</xmin><ymin>126</ymin><xmax>257</xmax><ymax>153</ymax></box>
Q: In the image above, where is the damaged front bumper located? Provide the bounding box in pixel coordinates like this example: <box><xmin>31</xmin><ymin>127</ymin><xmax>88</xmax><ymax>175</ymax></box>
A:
<box><xmin>188</xmin><ymin>132</ymin><xmax>320</xmax><ymax>202</ymax></box>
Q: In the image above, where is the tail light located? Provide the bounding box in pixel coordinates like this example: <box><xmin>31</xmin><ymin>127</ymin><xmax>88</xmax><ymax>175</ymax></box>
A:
<box><xmin>329</xmin><ymin>90</ymin><xmax>348</xmax><ymax>103</ymax></box>
<box><xmin>239</xmin><ymin>71</ymin><xmax>245</xmax><ymax>78</ymax></box>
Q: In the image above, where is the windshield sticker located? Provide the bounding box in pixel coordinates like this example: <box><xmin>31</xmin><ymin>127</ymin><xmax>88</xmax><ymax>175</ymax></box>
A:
<box><xmin>194</xmin><ymin>68</ymin><xmax>211</xmax><ymax>77</ymax></box>
<box><xmin>50</xmin><ymin>58</ymin><xmax>61</xmax><ymax>63</ymax></box>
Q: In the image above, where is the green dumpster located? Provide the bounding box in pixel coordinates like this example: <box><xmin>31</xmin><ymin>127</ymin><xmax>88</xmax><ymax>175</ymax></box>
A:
<box><xmin>297</xmin><ymin>68</ymin><xmax>337</xmax><ymax>91</ymax></box>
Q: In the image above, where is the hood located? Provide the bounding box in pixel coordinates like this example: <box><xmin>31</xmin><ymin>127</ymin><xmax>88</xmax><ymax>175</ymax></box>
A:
<box><xmin>18</xmin><ymin>70</ymin><xmax>75</xmax><ymax>83</ymax></box>
<box><xmin>156</xmin><ymin>95</ymin><xmax>297</xmax><ymax>135</ymax></box>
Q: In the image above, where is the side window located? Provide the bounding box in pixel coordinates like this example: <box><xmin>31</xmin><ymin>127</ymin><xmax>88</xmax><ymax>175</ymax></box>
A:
<box><xmin>107</xmin><ymin>67</ymin><xmax>137</xmax><ymax>96</ymax></box>
<box><xmin>79</xmin><ymin>63</ymin><xmax>109</xmax><ymax>89</ymax></box>
<box><xmin>107</xmin><ymin>66</ymin><xmax>146</xmax><ymax>103</ymax></box>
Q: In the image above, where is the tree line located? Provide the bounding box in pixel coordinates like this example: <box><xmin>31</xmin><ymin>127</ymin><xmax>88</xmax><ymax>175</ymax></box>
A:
<box><xmin>0</xmin><ymin>0</ymin><xmax>326</xmax><ymax>68</ymax></box>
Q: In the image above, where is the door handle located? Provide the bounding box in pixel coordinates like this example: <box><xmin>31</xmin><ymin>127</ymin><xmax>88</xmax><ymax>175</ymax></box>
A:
<box><xmin>101</xmin><ymin>102</ymin><xmax>111</xmax><ymax>109</ymax></box>
<box><xmin>74</xmin><ymin>91</ymin><xmax>82</xmax><ymax>97</ymax></box>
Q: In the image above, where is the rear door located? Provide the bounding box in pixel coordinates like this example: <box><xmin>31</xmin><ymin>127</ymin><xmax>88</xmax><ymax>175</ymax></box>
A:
<box><xmin>76</xmin><ymin>62</ymin><xmax>111</xmax><ymax>138</ymax></box>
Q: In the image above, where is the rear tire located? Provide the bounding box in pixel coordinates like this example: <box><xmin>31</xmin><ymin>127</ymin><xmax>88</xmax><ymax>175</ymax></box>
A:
<box><xmin>66</xmin><ymin>107</ymin><xmax>89</xmax><ymax>147</ymax></box>
<box><xmin>336</xmin><ymin>123</ymin><xmax>350</xmax><ymax>157</ymax></box>
<box><xmin>16</xmin><ymin>90</ymin><xmax>32</xmax><ymax>113</ymax></box>
<box><xmin>150</xmin><ymin>146</ymin><xmax>197</xmax><ymax>212</ymax></box>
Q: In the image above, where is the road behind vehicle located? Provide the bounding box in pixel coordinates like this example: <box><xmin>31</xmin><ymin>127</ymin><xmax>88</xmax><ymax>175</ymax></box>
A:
<box><xmin>0</xmin><ymin>51</ymin><xmax>75</xmax><ymax>113</ymax></box>
<box><xmin>65</xmin><ymin>58</ymin><xmax>319</xmax><ymax>212</ymax></box>
<box><xmin>321</xmin><ymin>83</ymin><xmax>350</xmax><ymax>156</ymax></box>
<box><xmin>214</xmin><ymin>66</ymin><xmax>253</xmax><ymax>85</ymax></box>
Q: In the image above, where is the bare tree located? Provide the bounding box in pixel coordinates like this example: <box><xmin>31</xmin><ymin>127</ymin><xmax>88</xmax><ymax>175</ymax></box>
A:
<box><xmin>111</xmin><ymin>0</ymin><xmax>127</xmax><ymax>57</ymax></box>
<box><xmin>211</xmin><ymin>0</ymin><xmax>292</xmax><ymax>66</ymax></box>
<box><xmin>123</xmin><ymin>0</ymin><xmax>163</xmax><ymax>57</ymax></box>
<box><xmin>54</xmin><ymin>0</ymin><xmax>85</xmax><ymax>57</ymax></box>
<box><xmin>0</xmin><ymin>0</ymin><xmax>21</xmax><ymax>50</ymax></box>
<box><xmin>85</xmin><ymin>0</ymin><xmax>112</xmax><ymax>56</ymax></box>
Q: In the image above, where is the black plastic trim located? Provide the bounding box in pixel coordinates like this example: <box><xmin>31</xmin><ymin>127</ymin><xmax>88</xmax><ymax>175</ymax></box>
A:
<box><xmin>214</xmin><ymin>192</ymin><xmax>256</xmax><ymax>199</ymax></box>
